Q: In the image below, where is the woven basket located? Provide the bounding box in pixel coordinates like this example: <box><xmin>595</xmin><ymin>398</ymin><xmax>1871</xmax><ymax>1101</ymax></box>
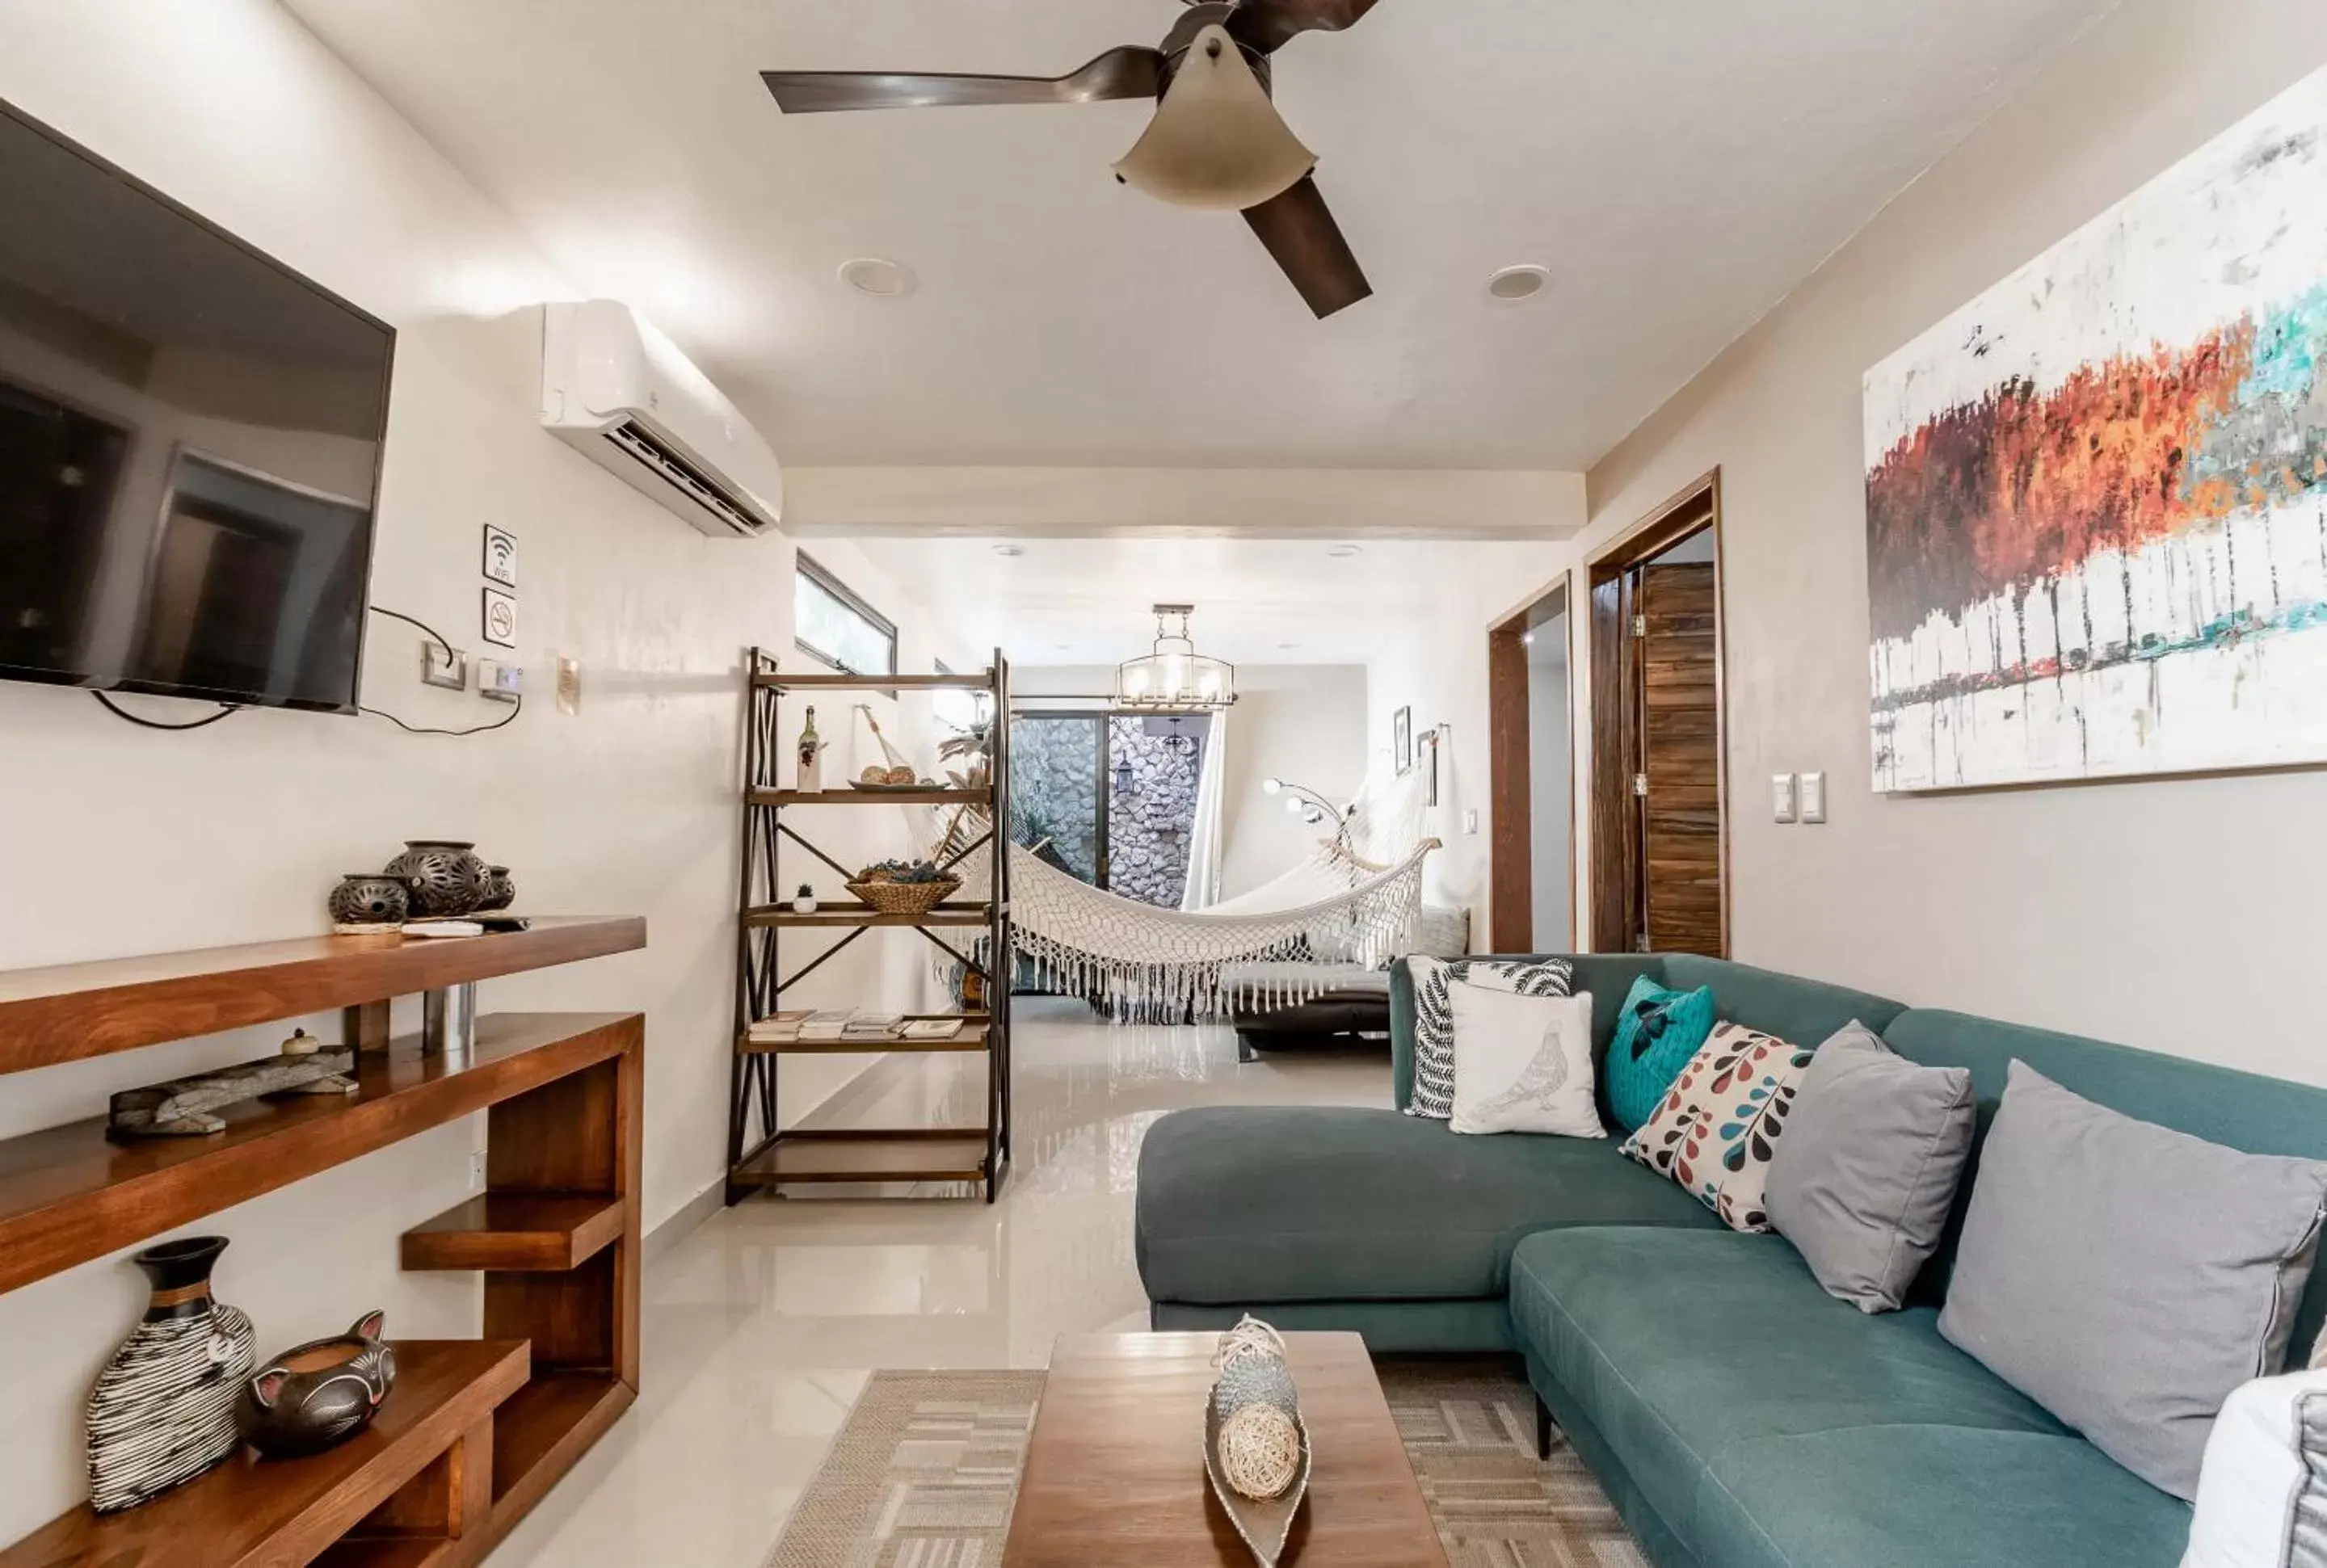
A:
<box><xmin>845</xmin><ymin>874</ymin><xmax>962</xmax><ymax>917</ymax></box>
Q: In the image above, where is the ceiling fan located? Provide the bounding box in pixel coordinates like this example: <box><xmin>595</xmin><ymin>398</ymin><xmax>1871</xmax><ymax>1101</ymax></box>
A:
<box><xmin>761</xmin><ymin>0</ymin><xmax>1382</xmax><ymax>319</ymax></box>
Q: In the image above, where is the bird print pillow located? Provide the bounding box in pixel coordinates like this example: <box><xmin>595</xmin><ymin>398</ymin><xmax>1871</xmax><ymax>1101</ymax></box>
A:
<box><xmin>1621</xmin><ymin>1022</ymin><xmax>1817</xmax><ymax>1231</ymax></box>
<box><xmin>1405</xmin><ymin>955</ymin><xmax>1575</xmax><ymax>1120</ymax></box>
<box><xmin>1446</xmin><ymin>982</ymin><xmax>1602</xmax><ymax>1138</ymax></box>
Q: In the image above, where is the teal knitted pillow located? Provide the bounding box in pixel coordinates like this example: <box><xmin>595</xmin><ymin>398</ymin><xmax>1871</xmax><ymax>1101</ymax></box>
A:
<box><xmin>1605</xmin><ymin>975</ymin><xmax>1719</xmax><ymax>1131</ymax></box>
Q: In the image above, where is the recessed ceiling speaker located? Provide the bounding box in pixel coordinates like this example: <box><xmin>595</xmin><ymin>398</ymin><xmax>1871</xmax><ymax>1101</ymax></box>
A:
<box><xmin>839</xmin><ymin>257</ymin><xmax>918</xmax><ymax>297</ymax></box>
<box><xmin>1486</xmin><ymin>264</ymin><xmax>1551</xmax><ymax>303</ymax></box>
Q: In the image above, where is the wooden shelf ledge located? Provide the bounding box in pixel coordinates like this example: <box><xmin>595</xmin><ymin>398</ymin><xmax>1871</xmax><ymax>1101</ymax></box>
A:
<box><xmin>0</xmin><ymin>1013</ymin><xmax>642</xmax><ymax>1297</ymax></box>
<box><xmin>0</xmin><ymin>916</ymin><xmax>646</xmax><ymax>1074</ymax></box>
<box><xmin>489</xmin><ymin>1372</ymin><xmax>634</xmax><ymax>1522</ymax></box>
<box><xmin>752</xmin><ymin>671</ymin><xmax>992</xmax><ymax>692</ymax></box>
<box><xmin>401</xmin><ymin>1193</ymin><xmax>625</xmax><ymax>1272</ymax></box>
<box><xmin>732</xmin><ymin>1129</ymin><xmax>993</xmax><ymax>1187</ymax></box>
<box><xmin>0</xmin><ymin>1339</ymin><xmax>528</xmax><ymax>1568</ymax></box>
<box><xmin>745</xmin><ymin>903</ymin><xmax>995</xmax><ymax>929</ymax></box>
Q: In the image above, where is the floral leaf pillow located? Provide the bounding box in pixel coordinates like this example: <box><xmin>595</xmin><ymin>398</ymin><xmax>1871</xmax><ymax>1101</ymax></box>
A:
<box><xmin>1405</xmin><ymin>956</ymin><xmax>1575</xmax><ymax>1120</ymax></box>
<box><xmin>1619</xmin><ymin>1022</ymin><xmax>1816</xmax><ymax>1231</ymax></box>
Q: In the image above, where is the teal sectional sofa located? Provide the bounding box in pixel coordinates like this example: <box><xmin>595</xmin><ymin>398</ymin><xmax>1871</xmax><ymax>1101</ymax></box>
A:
<box><xmin>1134</xmin><ymin>954</ymin><xmax>2327</xmax><ymax>1567</ymax></box>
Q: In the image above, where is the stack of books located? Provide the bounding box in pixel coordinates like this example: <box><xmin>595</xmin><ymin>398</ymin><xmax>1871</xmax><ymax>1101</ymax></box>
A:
<box><xmin>747</xmin><ymin>1011</ymin><xmax>964</xmax><ymax>1045</ymax></box>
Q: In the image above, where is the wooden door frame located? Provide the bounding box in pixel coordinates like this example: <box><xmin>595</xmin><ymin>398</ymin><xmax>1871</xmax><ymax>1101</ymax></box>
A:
<box><xmin>1586</xmin><ymin>469</ymin><xmax>1729</xmax><ymax>956</ymax></box>
<box><xmin>1486</xmin><ymin>582</ymin><xmax>1574</xmax><ymax>955</ymax></box>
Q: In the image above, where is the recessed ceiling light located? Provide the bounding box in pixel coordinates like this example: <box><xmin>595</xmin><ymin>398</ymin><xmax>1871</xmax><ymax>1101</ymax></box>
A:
<box><xmin>1326</xmin><ymin>544</ymin><xmax>1362</xmax><ymax>558</ymax></box>
<box><xmin>992</xmin><ymin>544</ymin><xmax>1025</xmax><ymax>558</ymax></box>
<box><xmin>839</xmin><ymin>257</ymin><xmax>918</xmax><ymax>298</ymax></box>
<box><xmin>1485</xmin><ymin>264</ymin><xmax>1551</xmax><ymax>304</ymax></box>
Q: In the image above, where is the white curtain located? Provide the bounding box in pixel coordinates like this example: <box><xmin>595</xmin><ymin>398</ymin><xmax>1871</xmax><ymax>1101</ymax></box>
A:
<box><xmin>1180</xmin><ymin>710</ymin><xmax>1227</xmax><ymax>910</ymax></box>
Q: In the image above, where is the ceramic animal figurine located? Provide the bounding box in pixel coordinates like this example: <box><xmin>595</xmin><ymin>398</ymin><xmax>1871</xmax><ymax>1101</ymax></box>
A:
<box><xmin>87</xmin><ymin>1237</ymin><xmax>256</xmax><ymax>1513</ymax></box>
<box><xmin>241</xmin><ymin>1310</ymin><xmax>397</xmax><ymax>1459</ymax></box>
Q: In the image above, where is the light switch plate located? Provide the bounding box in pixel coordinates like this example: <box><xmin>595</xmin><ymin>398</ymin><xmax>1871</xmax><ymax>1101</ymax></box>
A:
<box><xmin>1772</xmin><ymin>772</ymin><xmax>1799</xmax><ymax>823</ymax></box>
<box><xmin>1800</xmin><ymin>771</ymin><xmax>1828</xmax><ymax>824</ymax></box>
<box><xmin>1462</xmin><ymin>809</ymin><xmax>1480</xmax><ymax>835</ymax></box>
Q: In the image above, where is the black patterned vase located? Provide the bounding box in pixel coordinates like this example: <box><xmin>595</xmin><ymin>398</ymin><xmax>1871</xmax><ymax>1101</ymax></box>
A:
<box><xmin>86</xmin><ymin>1236</ymin><xmax>256</xmax><ymax>1514</ymax></box>
<box><xmin>328</xmin><ymin>872</ymin><xmax>409</xmax><ymax>933</ymax></box>
<box><xmin>475</xmin><ymin>865</ymin><xmax>515</xmax><ymax>913</ymax></box>
<box><xmin>384</xmin><ymin>840</ymin><xmax>488</xmax><ymax>917</ymax></box>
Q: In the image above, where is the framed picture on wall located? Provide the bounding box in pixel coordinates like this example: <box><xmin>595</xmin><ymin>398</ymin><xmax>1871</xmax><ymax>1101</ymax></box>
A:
<box><xmin>1394</xmin><ymin>705</ymin><xmax>1412</xmax><ymax>776</ymax></box>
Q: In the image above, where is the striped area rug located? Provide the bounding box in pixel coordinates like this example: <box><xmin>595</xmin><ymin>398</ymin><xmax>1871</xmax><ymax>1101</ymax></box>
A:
<box><xmin>764</xmin><ymin>1361</ymin><xmax>1643</xmax><ymax>1567</ymax></box>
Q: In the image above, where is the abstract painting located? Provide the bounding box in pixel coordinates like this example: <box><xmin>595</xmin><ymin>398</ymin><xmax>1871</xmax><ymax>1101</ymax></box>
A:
<box><xmin>1864</xmin><ymin>65</ymin><xmax>2327</xmax><ymax>792</ymax></box>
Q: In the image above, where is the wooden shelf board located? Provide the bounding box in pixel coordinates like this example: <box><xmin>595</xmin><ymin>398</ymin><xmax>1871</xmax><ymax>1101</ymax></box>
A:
<box><xmin>400</xmin><ymin>1192</ymin><xmax>625</xmax><ymax>1272</ymax></box>
<box><xmin>731</xmin><ymin>1131</ymin><xmax>992</xmax><ymax>1185</ymax></box>
<box><xmin>0</xmin><ymin>916</ymin><xmax>646</xmax><ymax>1075</ymax></box>
<box><xmin>0</xmin><ymin>1013</ymin><xmax>642</xmax><ymax>1297</ymax></box>
<box><xmin>753</xmin><ymin>671</ymin><xmax>992</xmax><ymax>692</ymax></box>
<box><xmin>748</xmin><ymin>787</ymin><xmax>987</xmax><ymax>807</ymax></box>
<box><xmin>489</xmin><ymin>1371</ymin><xmax>635</xmax><ymax>1523</ymax></box>
<box><xmin>314</xmin><ymin>1537</ymin><xmax>454</xmax><ymax>1568</ymax></box>
<box><xmin>745</xmin><ymin>903</ymin><xmax>995</xmax><ymax>929</ymax></box>
<box><xmin>0</xmin><ymin>1339</ymin><xmax>528</xmax><ymax>1568</ymax></box>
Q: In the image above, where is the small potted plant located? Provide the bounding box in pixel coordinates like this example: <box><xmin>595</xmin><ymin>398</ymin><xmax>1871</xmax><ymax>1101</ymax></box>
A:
<box><xmin>791</xmin><ymin>882</ymin><xmax>817</xmax><ymax>914</ymax></box>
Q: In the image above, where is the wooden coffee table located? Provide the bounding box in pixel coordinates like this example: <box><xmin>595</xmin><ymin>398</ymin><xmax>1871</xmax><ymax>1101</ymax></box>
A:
<box><xmin>1000</xmin><ymin>1330</ymin><xmax>1449</xmax><ymax>1566</ymax></box>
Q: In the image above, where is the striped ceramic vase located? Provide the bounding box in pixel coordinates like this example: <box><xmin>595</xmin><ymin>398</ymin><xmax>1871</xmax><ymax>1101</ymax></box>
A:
<box><xmin>86</xmin><ymin>1236</ymin><xmax>256</xmax><ymax>1513</ymax></box>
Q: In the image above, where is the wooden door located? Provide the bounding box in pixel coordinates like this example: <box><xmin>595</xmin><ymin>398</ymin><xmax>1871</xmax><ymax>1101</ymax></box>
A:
<box><xmin>1634</xmin><ymin>562</ymin><xmax>1723</xmax><ymax>956</ymax></box>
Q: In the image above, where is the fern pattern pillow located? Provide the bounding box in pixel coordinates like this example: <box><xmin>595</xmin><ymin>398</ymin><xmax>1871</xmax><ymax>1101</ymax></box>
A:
<box><xmin>1620</xmin><ymin>1022</ymin><xmax>1816</xmax><ymax>1231</ymax></box>
<box><xmin>1405</xmin><ymin>956</ymin><xmax>1575</xmax><ymax>1120</ymax></box>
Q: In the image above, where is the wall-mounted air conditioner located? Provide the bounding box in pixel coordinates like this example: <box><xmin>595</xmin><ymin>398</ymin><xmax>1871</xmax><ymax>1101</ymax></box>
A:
<box><xmin>541</xmin><ymin>299</ymin><xmax>782</xmax><ymax>538</ymax></box>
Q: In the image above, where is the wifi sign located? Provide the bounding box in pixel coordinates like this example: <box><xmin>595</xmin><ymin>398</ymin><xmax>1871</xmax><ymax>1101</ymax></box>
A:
<box><xmin>482</xmin><ymin>525</ymin><xmax>518</xmax><ymax>588</ymax></box>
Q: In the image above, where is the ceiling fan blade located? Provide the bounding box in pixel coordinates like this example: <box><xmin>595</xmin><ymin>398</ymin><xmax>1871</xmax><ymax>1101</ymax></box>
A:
<box><xmin>762</xmin><ymin>44</ymin><xmax>1164</xmax><ymax>113</ymax></box>
<box><xmin>1224</xmin><ymin>0</ymin><xmax>1382</xmax><ymax>54</ymax></box>
<box><xmin>1241</xmin><ymin>174</ymin><xmax>1371</xmax><ymax>318</ymax></box>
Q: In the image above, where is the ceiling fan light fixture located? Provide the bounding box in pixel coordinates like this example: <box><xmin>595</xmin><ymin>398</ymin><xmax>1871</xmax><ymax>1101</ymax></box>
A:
<box><xmin>1112</xmin><ymin>26</ymin><xmax>1315</xmax><ymax>212</ymax></box>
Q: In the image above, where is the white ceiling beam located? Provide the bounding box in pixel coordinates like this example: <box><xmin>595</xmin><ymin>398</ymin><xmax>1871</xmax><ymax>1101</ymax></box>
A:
<box><xmin>780</xmin><ymin>467</ymin><xmax>1587</xmax><ymax>540</ymax></box>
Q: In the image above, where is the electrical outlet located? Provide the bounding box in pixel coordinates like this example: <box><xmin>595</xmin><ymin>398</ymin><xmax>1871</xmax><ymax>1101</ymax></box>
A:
<box><xmin>478</xmin><ymin>659</ymin><xmax>523</xmax><ymax>703</ymax></box>
<box><xmin>1799</xmin><ymin>771</ymin><xmax>1828</xmax><ymax>824</ymax></box>
<box><xmin>469</xmin><ymin>1149</ymin><xmax>486</xmax><ymax>1191</ymax></box>
<box><xmin>1772</xmin><ymin>773</ymin><xmax>1799</xmax><ymax>823</ymax></box>
<box><xmin>421</xmin><ymin>641</ymin><xmax>468</xmax><ymax>691</ymax></box>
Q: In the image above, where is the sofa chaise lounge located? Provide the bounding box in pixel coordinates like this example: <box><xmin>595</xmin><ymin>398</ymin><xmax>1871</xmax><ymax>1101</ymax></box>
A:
<box><xmin>1134</xmin><ymin>953</ymin><xmax>2327</xmax><ymax>1567</ymax></box>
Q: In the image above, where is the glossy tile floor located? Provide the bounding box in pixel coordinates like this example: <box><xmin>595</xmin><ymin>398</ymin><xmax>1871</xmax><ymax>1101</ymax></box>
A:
<box><xmin>490</xmin><ymin>998</ymin><xmax>1389</xmax><ymax>1568</ymax></box>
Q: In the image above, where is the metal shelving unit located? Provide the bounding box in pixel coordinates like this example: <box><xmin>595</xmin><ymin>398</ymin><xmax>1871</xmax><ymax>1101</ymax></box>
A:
<box><xmin>723</xmin><ymin>648</ymin><xmax>1013</xmax><ymax>1203</ymax></box>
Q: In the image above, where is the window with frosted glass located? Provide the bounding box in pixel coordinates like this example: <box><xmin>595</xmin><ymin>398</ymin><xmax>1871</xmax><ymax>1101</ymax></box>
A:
<box><xmin>793</xmin><ymin>553</ymin><xmax>896</xmax><ymax>676</ymax></box>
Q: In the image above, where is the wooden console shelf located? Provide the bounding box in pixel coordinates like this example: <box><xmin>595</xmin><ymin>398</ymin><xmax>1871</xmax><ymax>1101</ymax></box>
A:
<box><xmin>0</xmin><ymin>923</ymin><xmax>645</xmax><ymax>1567</ymax></box>
<box><xmin>0</xmin><ymin>1013</ymin><xmax>638</xmax><ymax>1296</ymax></box>
<box><xmin>402</xmin><ymin>1193</ymin><xmax>627</xmax><ymax>1272</ymax></box>
<box><xmin>0</xmin><ymin>916</ymin><xmax>645</xmax><ymax>1073</ymax></box>
<box><xmin>1</xmin><ymin>1339</ymin><xmax>528</xmax><ymax>1568</ymax></box>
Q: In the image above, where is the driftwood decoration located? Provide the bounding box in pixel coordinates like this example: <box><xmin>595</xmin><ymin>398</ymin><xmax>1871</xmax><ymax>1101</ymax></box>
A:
<box><xmin>108</xmin><ymin>1042</ymin><xmax>357</xmax><ymax>1139</ymax></box>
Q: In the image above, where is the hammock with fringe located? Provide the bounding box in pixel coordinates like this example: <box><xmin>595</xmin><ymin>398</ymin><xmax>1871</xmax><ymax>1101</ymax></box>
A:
<box><xmin>858</xmin><ymin>704</ymin><xmax>1438</xmax><ymax>1020</ymax></box>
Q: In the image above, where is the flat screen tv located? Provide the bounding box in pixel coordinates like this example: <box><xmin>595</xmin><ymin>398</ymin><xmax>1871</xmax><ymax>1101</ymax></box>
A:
<box><xmin>0</xmin><ymin>99</ymin><xmax>393</xmax><ymax>715</ymax></box>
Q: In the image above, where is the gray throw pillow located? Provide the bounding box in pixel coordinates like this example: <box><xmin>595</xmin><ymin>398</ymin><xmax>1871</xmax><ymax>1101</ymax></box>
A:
<box><xmin>1765</xmin><ymin>1021</ymin><xmax>1974</xmax><ymax>1313</ymax></box>
<box><xmin>1938</xmin><ymin>1062</ymin><xmax>2327</xmax><ymax>1501</ymax></box>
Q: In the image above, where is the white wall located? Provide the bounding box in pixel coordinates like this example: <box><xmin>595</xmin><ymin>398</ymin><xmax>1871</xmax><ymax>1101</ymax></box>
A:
<box><xmin>0</xmin><ymin>0</ymin><xmax>965</xmax><ymax>1535</ymax></box>
<box><xmin>1216</xmin><ymin>666</ymin><xmax>1369</xmax><ymax>899</ymax></box>
<box><xmin>1574</xmin><ymin>0</ymin><xmax>2327</xmax><ymax>1077</ymax></box>
<box><xmin>1363</xmin><ymin>542</ymin><xmax>1570</xmax><ymax>947</ymax></box>
<box><xmin>1528</xmin><ymin>633</ymin><xmax>1573</xmax><ymax>950</ymax></box>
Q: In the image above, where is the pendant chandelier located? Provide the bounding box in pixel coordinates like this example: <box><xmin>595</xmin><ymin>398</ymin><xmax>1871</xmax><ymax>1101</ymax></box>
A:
<box><xmin>1116</xmin><ymin>603</ymin><xmax>1237</xmax><ymax>712</ymax></box>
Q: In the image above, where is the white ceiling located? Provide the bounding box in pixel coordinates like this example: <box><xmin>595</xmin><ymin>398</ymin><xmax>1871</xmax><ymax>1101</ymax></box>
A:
<box><xmin>852</xmin><ymin>535</ymin><xmax>1558</xmax><ymax>664</ymax></box>
<box><xmin>284</xmin><ymin>0</ymin><xmax>2118</xmax><ymax>472</ymax></box>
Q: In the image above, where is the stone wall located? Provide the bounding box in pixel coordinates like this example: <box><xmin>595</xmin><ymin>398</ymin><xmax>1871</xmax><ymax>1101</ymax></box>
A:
<box><xmin>1107</xmin><ymin>717</ymin><xmax>1206</xmax><ymax>907</ymax></box>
